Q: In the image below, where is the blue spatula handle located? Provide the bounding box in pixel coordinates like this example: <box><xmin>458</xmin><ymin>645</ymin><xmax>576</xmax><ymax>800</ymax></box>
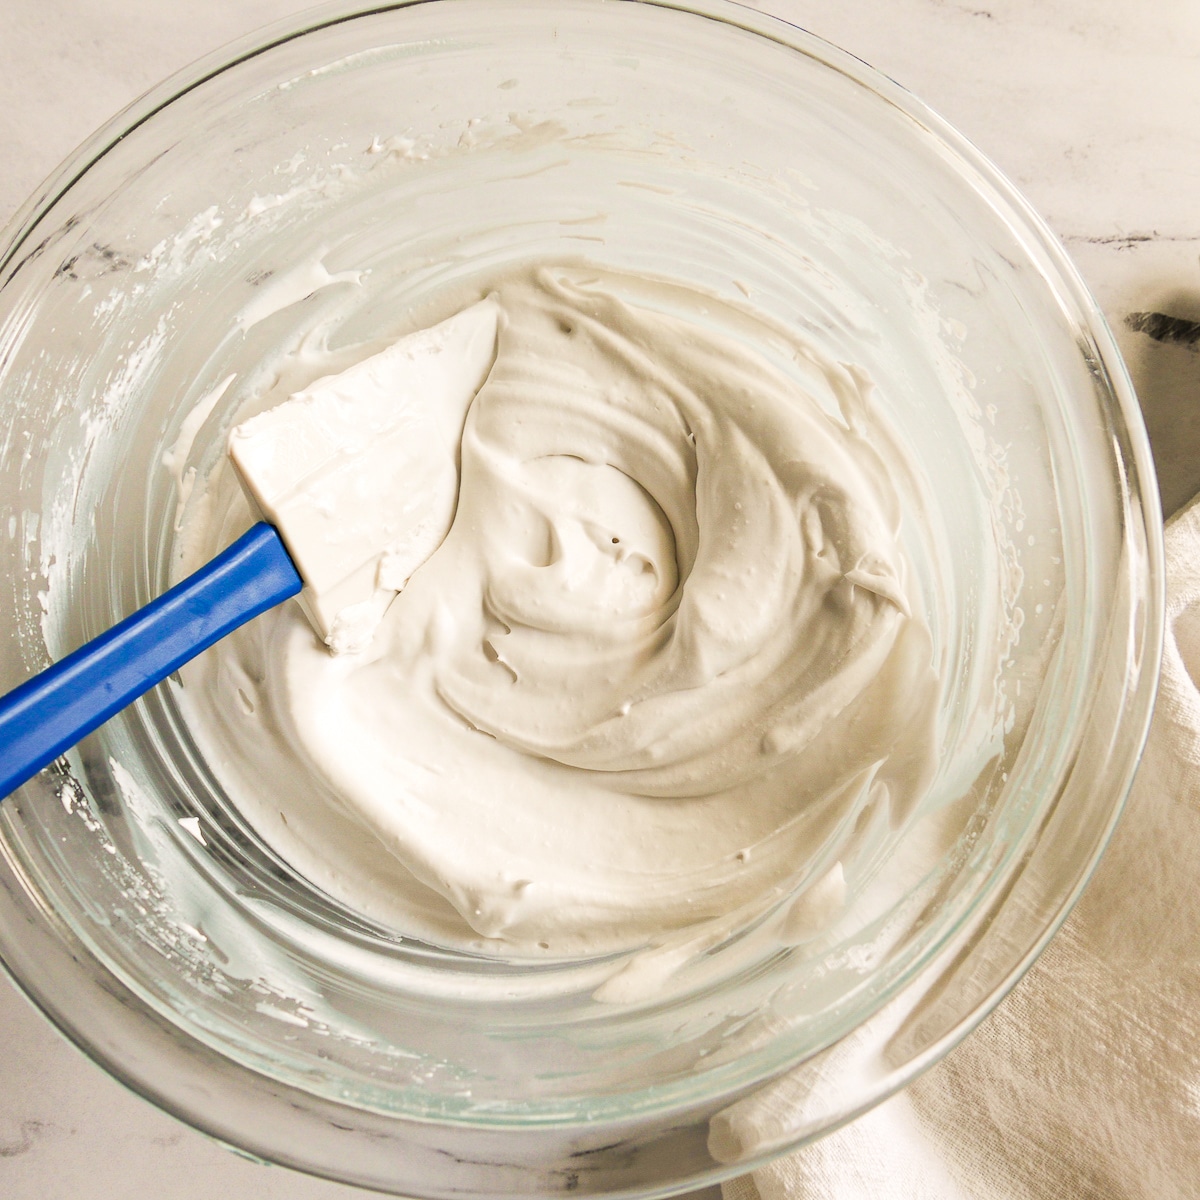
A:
<box><xmin>0</xmin><ymin>522</ymin><xmax>301</xmax><ymax>800</ymax></box>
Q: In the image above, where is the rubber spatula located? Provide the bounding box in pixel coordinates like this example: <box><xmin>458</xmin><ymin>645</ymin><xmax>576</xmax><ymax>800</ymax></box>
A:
<box><xmin>0</xmin><ymin>300</ymin><xmax>498</xmax><ymax>801</ymax></box>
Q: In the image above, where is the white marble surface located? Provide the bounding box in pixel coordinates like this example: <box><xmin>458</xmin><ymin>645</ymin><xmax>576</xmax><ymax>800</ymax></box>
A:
<box><xmin>2</xmin><ymin>0</ymin><xmax>1200</xmax><ymax>1196</ymax></box>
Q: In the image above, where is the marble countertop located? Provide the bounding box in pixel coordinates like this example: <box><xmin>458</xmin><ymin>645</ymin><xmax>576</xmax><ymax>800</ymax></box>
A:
<box><xmin>2</xmin><ymin>1</ymin><xmax>1199</xmax><ymax>1196</ymax></box>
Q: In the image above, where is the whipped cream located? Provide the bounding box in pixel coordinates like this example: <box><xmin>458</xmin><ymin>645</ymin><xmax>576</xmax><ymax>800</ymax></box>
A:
<box><xmin>178</xmin><ymin>263</ymin><xmax>940</xmax><ymax>959</ymax></box>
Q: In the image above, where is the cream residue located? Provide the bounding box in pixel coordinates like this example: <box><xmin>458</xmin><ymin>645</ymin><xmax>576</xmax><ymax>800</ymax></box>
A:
<box><xmin>236</xmin><ymin>256</ymin><xmax>363</xmax><ymax>332</ymax></box>
<box><xmin>162</xmin><ymin>373</ymin><xmax>236</xmax><ymax>532</ymax></box>
<box><xmin>178</xmin><ymin>263</ymin><xmax>940</xmax><ymax>959</ymax></box>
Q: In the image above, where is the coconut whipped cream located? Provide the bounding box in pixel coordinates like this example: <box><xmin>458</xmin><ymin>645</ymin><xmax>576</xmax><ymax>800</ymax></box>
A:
<box><xmin>178</xmin><ymin>263</ymin><xmax>940</xmax><ymax>958</ymax></box>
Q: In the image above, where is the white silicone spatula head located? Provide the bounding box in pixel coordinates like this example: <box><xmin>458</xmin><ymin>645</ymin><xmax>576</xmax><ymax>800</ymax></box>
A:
<box><xmin>228</xmin><ymin>299</ymin><xmax>499</xmax><ymax>653</ymax></box>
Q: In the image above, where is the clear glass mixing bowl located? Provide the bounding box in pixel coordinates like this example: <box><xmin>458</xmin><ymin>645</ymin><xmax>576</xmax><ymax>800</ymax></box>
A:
<box><xmin>0</xmin><ymin>1</ymin><xmax>1162</xmax><ymax>1195</ymax></box>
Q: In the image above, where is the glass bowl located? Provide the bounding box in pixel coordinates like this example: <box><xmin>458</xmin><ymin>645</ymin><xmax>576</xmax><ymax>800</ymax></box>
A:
<box><xmin>0</xmin><ymin>0</ymin><xmax>1162</xmax><ymax>1195</ymax></box>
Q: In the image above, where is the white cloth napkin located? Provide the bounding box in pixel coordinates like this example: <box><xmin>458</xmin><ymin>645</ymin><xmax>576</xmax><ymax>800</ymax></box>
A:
<box><xmin>725</xmin><ymin>495</ymin><xmax>1200</xmax><ymax>1200</ymax></box>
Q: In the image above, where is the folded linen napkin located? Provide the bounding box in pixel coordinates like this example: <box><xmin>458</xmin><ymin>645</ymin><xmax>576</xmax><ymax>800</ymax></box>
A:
<box><xmin>725</xmin><ymin>495</ymin><xmax>1200</xmax><ymax>1200</ymax></box>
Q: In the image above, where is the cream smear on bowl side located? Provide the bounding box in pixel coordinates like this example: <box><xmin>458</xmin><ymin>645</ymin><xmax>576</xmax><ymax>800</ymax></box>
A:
<box><xmin>175</xmin><ymin>261</ymin><xmax>943</xmax><ymax>962</ymax></box>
